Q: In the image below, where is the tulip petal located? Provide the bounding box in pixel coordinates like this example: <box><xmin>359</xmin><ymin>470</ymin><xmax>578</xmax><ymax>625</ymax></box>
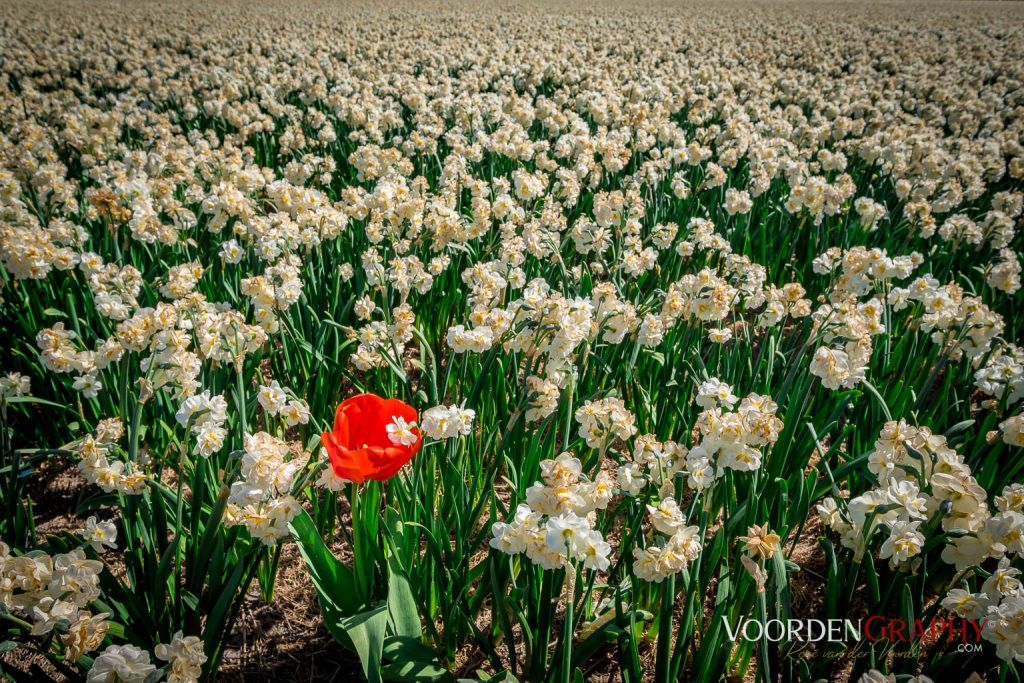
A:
<box><xmin>324</xmin><ymin>394</ymin><xmax>422</xmax><ymax>483</ymax></box>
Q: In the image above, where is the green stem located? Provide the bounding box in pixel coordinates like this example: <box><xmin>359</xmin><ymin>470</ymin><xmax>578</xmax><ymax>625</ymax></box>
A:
<box><xmin>561</xmin><ymin>557</ymin><xmax>574</xmax><ymax>683</ymax></box>
<box><xmin>654</xmin><ymin>572</ymin><xmax>675</xmax><ymax>683</ymax></box>
<box><xmin>235</xmin><ymin>360</ymin><xmax>248</xmax><ymax>439</ymax></box>
<box><xmin>757</xmin><ymin>588</ymin><xmax>771</xmax><ymax>682</ymax></box>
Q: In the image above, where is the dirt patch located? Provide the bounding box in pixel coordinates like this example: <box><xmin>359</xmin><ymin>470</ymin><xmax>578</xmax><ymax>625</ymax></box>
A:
<box><xmin>218</xmin><ymin>540</ymin><xmax>361</xmax><ymax>682</ymax></box>
<box><xmin>0</xmin><ymin>648</ymin><xmax>75</xmax><ymax>683</ymax></box>
<box><xmin>787</xmin><ymin>514</ymin><xmax>826</xmax><ymax>619</ymax></box>
<box><xmin>24</xmin><ymin>452</ymin><xmax>87</xmax><ymax>539</ymax></box>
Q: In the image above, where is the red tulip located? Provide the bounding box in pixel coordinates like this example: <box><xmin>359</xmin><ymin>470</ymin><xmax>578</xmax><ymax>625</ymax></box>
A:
<box><xmin>321</xmin><ymin>393</ymin><xmax>422</xmax><ymax>484</ymax></box>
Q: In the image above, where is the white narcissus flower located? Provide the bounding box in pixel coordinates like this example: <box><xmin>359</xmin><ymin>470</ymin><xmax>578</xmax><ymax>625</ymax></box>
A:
<box><xmin>257</xmin><ymin>380</ymin><xmax>288</xmax><ymax>415</ymax></box>
<box><xmin>354</xmin><ymin>295</ymin><xmax>376</xmax><ymax>320</ymax></box>
<box><xmin>31</xmin><ymin>597</ymin><xmax>79</xmax><ymax>635</ymax></box>
<box><xmin>0</xmin><ymin>372</ymin><xmax>30</xmax><ymax>397</ymax></box>
<box><xmin>685</xmin><ymin>455</ymin><xmax>715</xmax><ymax>490</ymax></box>
<box><xmin>87</xmin><ymin>644</ymin><xmax>156</xmax><ymax>683</ymax></box>
<box><xmin>574</xmin><ymin>398</ymin><xmax>637</xmax><ymax>449</ymax></box>
<box><xmin>695</xmin><ymin>377</ymin><xmax>737</xmax><ymax>409</ymax></box>
<box><xmin>720</xmin><ymin>445</ymin><xmax>762</xmax><ymax>472</ymax></box>
<box><xmin>193</xmin><ymin>423</ymin><xmax>226</xmax><ymax>457</ymax></box>
<box><xmin>220</xmin><ymin>238</ymin><xmax>243</xmax><ymax>264</ymax></box>
<box><xmin>885</xmin><ymin>479</ymin><xmax>929</xmax><ymax>521</ymax></box>
<box><xmin>809</xmin><ymin>346</ymin><xmax>850</xmax><ymax>390</ymax></box>
<box><xmin>646</xmin><ymin>498</ymin><xmax>685</xmax><ymax>536</ymax></box>
<box><xmin>489</xmin><ymin>504</ymin><xmax>537</xmax><ymax>555</ymax></box>
<box><xmin>420</xmin><ymin>404</ymin><xmax>475</xmax><ymax>439</ymax></box>
<box><xmin>317</xmin><ymin>466</ymin><xmax>349</xmax><ymax>492</ymax></box>
<box><xmin>386</xmin><ymin>415</ymin><xmax>418</xmax><ymax>446</ymax></box>
<box><xmin>95</xmin><ymin>418</ymin><xmax>124</xmax><ymax>443</ymax></box>
<box><xmin>617</xmin><ymin>463</ymin><xmax>646</xmax><ymax>496</ymax></box>
<box><xmin>62</xmin><ymin>611</ymin><xmax>110</xmax><ymax>662</ymax></box>
<box><xmin>815</xmin><ymin>498</ymin><xmax>844</xmax><ymax>528</ymax></box>
<box><xmin>633</xmin><ymin>526</ymin><xmax>702</xmax><ymax>583</ymax></box>
<box><xmin>857</xmin><ymin>671</ymin><xmax>894</xmax><ymax>683</ymax></box>
<box><xmin>81</xmin><ymin>516</ymin><xmax>118</xmax><ymax>552</ymax></box>
<box><xmin>981</xmin><ymin>558</ymin><xmax>1023</xmax><ymax>600</ymax></box>
<box><xmin>723</xmin><ymin>187</ymin><xmax>752</xmax><ymax>215</ymax></box>
<box><xmin>637</xmin><ymin>313</ymin><xmax>664</xmax><ymax>347</ymax></box>
<box><xmin>941</xmin><ymin>588</ymin><xmax>993</xmax><ymax>620</ymax></box>
<box><xmin>986</xmin><ymin>511</ymin><xmax>1024</xmax><ymax>555</ymax></box>
<box><xmin>540</xmin><ymin>452</ymin><xmax>582</xmax><ymax>488</ymax></box>
<box><xmin>879</xmin><ymin>520</ymin><xmax>924</xmax><ymax>565</ymax></box>
<box><xmin>544</xmin><ymin>512</ymin><xmax>590</xmax><ymax>555</ymax></box>
<box><xmin>156</xmin><ymin>630</ymin><xmax>208</xmax><ymax>683</ymax></box>
<box><xmin>707</xmin><ymin>327</ymin><xmax>732</xmax><ymax>344</ymax></box>
<box><xmin>1000</xmin><ymin>414</ymin><xmax>1024</xmax><ymax>447</ymax></box>
<box><xmin>175</xmin><ymin>391</ymin><xmax>227</xmax><ymax>429</ymax></box>
<box><xmin>281</xmin><ymin>399</ymin><xmax>311</xmax><ymax>426</ymax></box>
<box><xmin>982</xmin><ymin>594</ymin><xmax>1024</xmax><ymax>663</ymax></box>
<box><xmin>579</xmin><ymin>530</ymin><xmax>612</xmax><ymax>571</ymax></box>
<box><xmin>73</xmin><ymin>373</ymin><xmax>102</xmax><ymax>399</ymax></box>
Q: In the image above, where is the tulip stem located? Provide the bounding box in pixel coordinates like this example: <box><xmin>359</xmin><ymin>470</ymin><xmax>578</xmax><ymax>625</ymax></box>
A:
<box><xmin>350</xmin><ymin>482</ymin><xmax>369</xmax><ymax>606</ymax></box>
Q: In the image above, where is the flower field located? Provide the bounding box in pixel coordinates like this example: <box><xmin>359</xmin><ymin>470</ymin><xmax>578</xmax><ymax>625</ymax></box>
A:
<box><xmin>1</xmin><ymin>1</ymin><xmax>1023</xmax><ymax>681</ymax></box>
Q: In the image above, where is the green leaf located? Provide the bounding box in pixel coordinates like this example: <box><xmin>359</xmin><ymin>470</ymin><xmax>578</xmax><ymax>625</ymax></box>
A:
<box><xmin>182</xmin><ymin>590</ymin><xmax>199</xmax><ymax>612</ymax></box>
<box><xmin>476</xmin><ymin>671</ymin><xmax>519</xmax><ymax>682</ymax></box>
<box><xmin>383</xmin><ymin>635</ymin><xmax>440</xmax><ymax>664</ymax></box>
<box><xmin>384</xmin><ymin>511</ymin><xmax>422</xmax><ymax>640</ymax></box>
<box><xmin>290</xmin><ymin>509</ymin><xmax>362</xmax><ymax>615</ymax></box>
<box><xmin>5</xmin><ymin>396</ymin><xmax>72</xmax><ymax>410</ymax></box>
<box><xmin>572</xmin><ymin>610</ymin><xmax>651</xmax><ymax>667</ymax></box>
<box><xmin>290</xmin><ymin>508</ymin><xmax>366</xmax><ymax>655</ymax></box>
<box><xmin>341</xmin><ymin>605</ymin><xmax>389</xmax><ymax>683</ymax></box>
<box><xmin>381</xmin><ymin>636</ymin><xmax>454</xmax><ymax>682</ymax></box>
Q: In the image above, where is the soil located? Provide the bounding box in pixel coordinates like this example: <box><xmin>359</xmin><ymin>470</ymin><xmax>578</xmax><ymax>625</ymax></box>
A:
<box><xmin>218</xmin><ymin>542</ymin><xmax>361</xmax><ymax>682</ymax></box>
